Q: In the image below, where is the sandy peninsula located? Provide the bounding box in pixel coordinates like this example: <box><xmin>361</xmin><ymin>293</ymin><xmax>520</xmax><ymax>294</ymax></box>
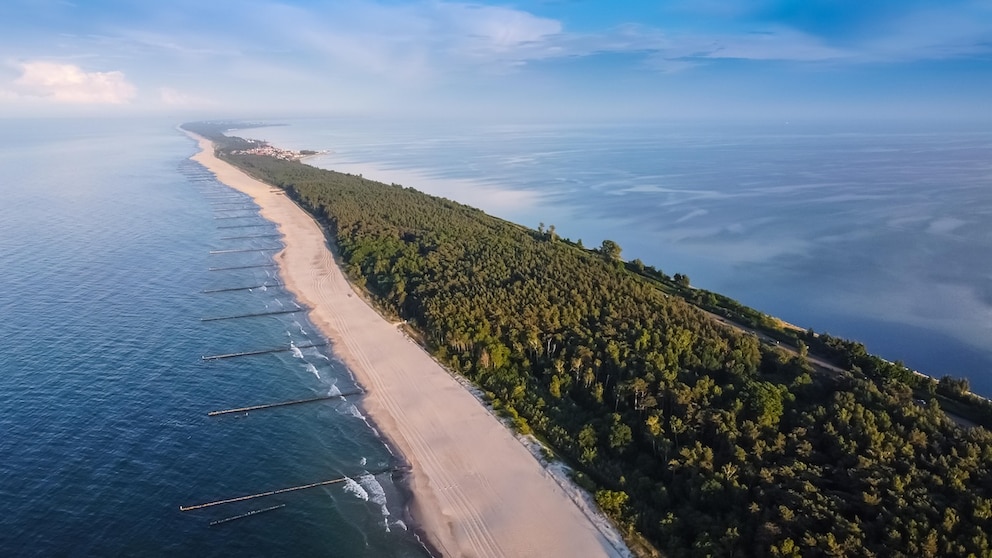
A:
<box><xmin>188</xmin><ymin>133</ymin><xmax>628</xmax><ymax>558</ymax></box>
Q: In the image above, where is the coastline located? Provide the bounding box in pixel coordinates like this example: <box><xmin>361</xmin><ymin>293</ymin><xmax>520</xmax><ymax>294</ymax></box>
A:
<box><xmin>186</xmin><ymin>132</ymin><xmax>629</xmax><ymax>558</ymax></box>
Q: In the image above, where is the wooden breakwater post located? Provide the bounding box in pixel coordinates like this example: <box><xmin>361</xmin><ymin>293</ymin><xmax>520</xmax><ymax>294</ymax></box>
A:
<box><xmin>201</xmin><ymin>342</ymin><xmax>327</xmax><ymax>360</ymax></box>
<box><xmin>202</xmin><ymin>283</ymin><xmax>283</xmax><ymax>294</ymax></box>
<box><xmin>209</xmin><ymin>248</ymin><xmax>282</xmax><ymax>255</ymax></box>
<box><xmin>217</xmin><ymin>224</ymin><xmax>271</xmax><ymax>230</ymax></box>
<box><xmin>207</xmin><ymin>389</ymin><xmax>364</xmax><ymax>416</ymax></box>
<box><xmin>209</xmin><ymin>504</ymin><xmax>286</xmax><ymax>527</ymax></box>
<box><xmin>208</xmin><ymin>264</ymin><xmax>277</xmax><ymax>271</ymax></box>
<box><xmin>214</xmin><ymin>215</ymin><xmax>258</xmax><ymax>221</ymax></box>
<box><xmin>218</xmin><ymin>234</ymin><xmax>282</xmax><ymax>241</ymax></box>
<box><xmin>179</xmin><ymin>468</ymin><xmax>396</xmax><ymax>512</ymax></box>
<box><xmin>200</xmin><ymin>308</ymin><xmax>304</xmax><ymax>322</ymax></box>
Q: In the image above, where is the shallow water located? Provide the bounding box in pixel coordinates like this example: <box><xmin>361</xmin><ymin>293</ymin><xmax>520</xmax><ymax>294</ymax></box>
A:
<box><xmin>0</xmin><ymin>119</ymin><xmax>429</xmax><ymax>556</ymax></box>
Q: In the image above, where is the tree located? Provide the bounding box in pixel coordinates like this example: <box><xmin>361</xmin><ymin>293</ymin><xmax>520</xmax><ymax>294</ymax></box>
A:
<box><xmin>609</xmin><ymin>413</ymin><xmax>633</xmax><ymax>451</ymax></box>
<box><xmin>579</xmin><ymin>423</ymin><xmax>598</xmax><ymax>464</ymax></box>
<box><xmin>600</xmin><ymin>239</ymin><xmax>622</xmax><ymax>262</ymax></box>
<box><xmin>938</xmin><ymin>375</ymin><xmax>970</xmax><ymax>397</ymax></box>
<box><xmin>595</xmin><ymin>489</ymin><xmax>629</xmax><ymax>519</ymax></box>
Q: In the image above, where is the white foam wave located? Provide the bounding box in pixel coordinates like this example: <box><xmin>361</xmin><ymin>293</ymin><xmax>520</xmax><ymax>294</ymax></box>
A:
<box><xmin>392</xmin><ymin>520</ymin><xmax>407</xmax><ymax>531</ymax></box>
<box><xmin>328</xmin><ymin>384</ymin><xmax>342</xmax><ymax>397</ymax></box>
<box><xmin>359</xmin><ymin>472</ymin><xmax>390</xmax><ymax>529</ymax></box>
<box><xmin>342</xmin><ymin>477</ymin><xmax>369</xmax><ymax>501</ymax></box>
<box><xmin>359</xmin><ymin>474</ymin><xmax>388</xmax><ymax>509</ymax></box>
<box><xmin>259</xmin><ymin>285</ymin><xmax>267</xmax><ymax>291</ymax></box>
<box><xmin>344</xmin><ymin>404</ymin><xmax>364</xmax><ymax>420</ymax></box>
<box><xmin>305</xmin><ymin>363</ymin><xmax>320</xmax><ymax>379</ymax></box>
<box><xmin>290</xmin><ymin>345</ymin><xmax>304</xmax><ymax>359</ymax></box>
<box><xmin>359</xmin><ymin>456</ymin><xmax>367</xmax><ymax>466</ymax></box>
<box><xmin>274</xmin><ymin>299</ymin><xmax>284</xmax><ymax>307</ymax></box>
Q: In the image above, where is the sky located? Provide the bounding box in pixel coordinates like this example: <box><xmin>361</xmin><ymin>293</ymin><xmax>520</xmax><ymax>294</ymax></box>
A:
<box><xmin>0</xmin><ymin>0</ymin><xmax>989</xmax><ymax>121</ymax></box>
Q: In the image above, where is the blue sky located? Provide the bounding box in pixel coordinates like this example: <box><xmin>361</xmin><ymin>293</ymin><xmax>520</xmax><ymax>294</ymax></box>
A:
<box><xmin>0</xmin><ymin>0</ymin><xmax>989</xmax><ymax>121</ymax></box>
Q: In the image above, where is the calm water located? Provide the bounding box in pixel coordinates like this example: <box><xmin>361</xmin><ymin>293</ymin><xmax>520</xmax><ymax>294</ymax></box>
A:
<box><xmin>249</xmin><ymin>118</ymin><xmax>992</xmax><ymax>396</ymax></box>
<box><xmin>0</xmin><ymin>119</ymin><xmax>429</xmax><ymax>556</ymax></box>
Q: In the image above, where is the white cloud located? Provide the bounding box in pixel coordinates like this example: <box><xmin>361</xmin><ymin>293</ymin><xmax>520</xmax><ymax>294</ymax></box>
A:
<box><xmin>700</xmin><ymin>29</ymin><xmax>850</xmax><ymax>61</ymax></box>
<box><xmin>12</xmin><ymin>61</ymin><xmax>136</xmax><ymax>103</ymax></box>
<box><xmin>433</xmin><ymin>3</ymin><xmax>562</xmax><ymax>59</ymax></box>
<box><xmin>241</xmin><ymin>1</ymin><xmax>563</xmax><ymax>80</ymax></box>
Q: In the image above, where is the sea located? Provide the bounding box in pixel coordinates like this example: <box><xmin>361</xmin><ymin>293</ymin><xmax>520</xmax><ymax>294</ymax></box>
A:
<box><xmin>1</xmin><ymin>117</ymin><xmax>990</xmax><ymax>556</ymax></box>
<box><xmin>247</xmin><ymin>117</ymin><xmax>992</xmax><ymax>397</ymax></box>
<box><xmin>0</xmin><ymin>119</ymin><xmax>430</xmax><ymax>556</ymax></box>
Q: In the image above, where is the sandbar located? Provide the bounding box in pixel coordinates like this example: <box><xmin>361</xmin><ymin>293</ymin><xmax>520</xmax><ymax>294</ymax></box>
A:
<box><xmin>187</xmin><ymin>132</ymin><xmax>628</xmax><ymax>558</ymax></box>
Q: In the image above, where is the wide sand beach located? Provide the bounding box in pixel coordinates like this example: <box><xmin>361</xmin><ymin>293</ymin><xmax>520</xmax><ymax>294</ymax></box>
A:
<box><xmin>187</xmin><ymin>132</ymin><xmax>628</xmax><ymax>558</ymax></box>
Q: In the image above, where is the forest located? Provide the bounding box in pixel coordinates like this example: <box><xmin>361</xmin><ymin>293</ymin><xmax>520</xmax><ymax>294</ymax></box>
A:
<box><xmin>184</xmin><ymin>123</ymin><xmax>992</xmax><ymax>557</ymax></box>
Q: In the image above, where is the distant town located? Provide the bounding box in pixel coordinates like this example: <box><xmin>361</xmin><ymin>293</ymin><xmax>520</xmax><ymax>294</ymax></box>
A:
<box><xmin>231</xmin><ymin>139</ymin><xmax>322</xmax><ymax>161</ymax></box>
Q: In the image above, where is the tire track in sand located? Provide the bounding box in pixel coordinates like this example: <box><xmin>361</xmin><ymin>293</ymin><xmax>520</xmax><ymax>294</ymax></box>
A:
<box><xmin>285</xmin><ymin>211</ymin><xmax>505</xmax><ymax>557</ymax></box>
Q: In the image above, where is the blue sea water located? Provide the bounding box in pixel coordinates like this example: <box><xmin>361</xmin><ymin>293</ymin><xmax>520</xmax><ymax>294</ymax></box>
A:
<box><xmin>247</xmin><ymin>118</ymin><xmax>992</xmax><ymax>397</ymax></box>
<box><xmin>0</xmin><ymin>119</ymin><xmax>429</xmax><ymax>556</ymax></box>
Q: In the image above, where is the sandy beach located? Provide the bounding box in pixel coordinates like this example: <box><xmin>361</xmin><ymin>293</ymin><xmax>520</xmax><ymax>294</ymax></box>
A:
<box><xmin>188</xmin><ymin>133</ymin><xmax>628</xmax><ymax>558</ymax></box>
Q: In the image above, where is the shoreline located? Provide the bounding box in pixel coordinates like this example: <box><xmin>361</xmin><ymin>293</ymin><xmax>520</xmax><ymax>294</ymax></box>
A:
<box><xmin>186</xmin><ymin>132</ymin><xmax>630</xmax><ymax>558</ymax></box>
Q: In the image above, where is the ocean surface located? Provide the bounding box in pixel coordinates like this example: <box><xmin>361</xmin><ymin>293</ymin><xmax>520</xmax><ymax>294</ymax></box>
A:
<box><xmin>246</xmin><ymin>118</ymin><xmax>992</xmax><ymax>397</ymax></box>
<box><xmin>0</xmin><ymin>119</ymin><xmax>430</xmax><ymax>556</ymax></box>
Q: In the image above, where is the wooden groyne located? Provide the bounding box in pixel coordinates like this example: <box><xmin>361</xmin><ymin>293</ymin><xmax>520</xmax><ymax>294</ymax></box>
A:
<box><xmin>179</xmin><ymin>468</ymin><xmax>396</xmax><ymax>511</ymax></box>
<box><xmin>202</xmin><ymin>283</ymin><xmax>283</xmax><ymax>294</ymax></box>
<box><xmin>209</xmin><ymin>504</ymin><xmax>286</xmax><ymax>527</ymax></box>
<box><xmin>217</xmin><ymin>224</ymin><xmax>271</xmax><ymax>230</ymax></box>
<box><xmin>207</xmin><ymin>390</ymin><xmax>363</xmax><ymax>416</ymax></box>
<box><xmin>214</xmin><ymin>215</ymin><xmax>258</xmax><ymax>221</ymax></box>
<box><xmin>218</xmin><ymin>234</ymin><xmax>282</xmax><ymax>241</ymax></box>
<box><xmin>208</xmin><ymin>264</ymin><xmax>277</xmax><ymax>271</ymax></box>
<box><xmin>209</xmin><ymin>248</ymin><xmax>282</xmax><ymax>255</ymax></box>
<box><xmin>201</xmin><ymin>342</ymin><xmax>326</xmax><ymax>360</ymax></box>
<box><xmin>214</xmin><ymin>208</ymin><xmax>255</xmax><ymax>213</ymax></box>
<box><xmin>200</xmin><ymin>308</ymin><xmax>304</xmax><ymax>322</ymax></box>
<box><xmin>210</xmin><ymin>201</ymin><xmax>250</xmax><ymax>207</ymax></box>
